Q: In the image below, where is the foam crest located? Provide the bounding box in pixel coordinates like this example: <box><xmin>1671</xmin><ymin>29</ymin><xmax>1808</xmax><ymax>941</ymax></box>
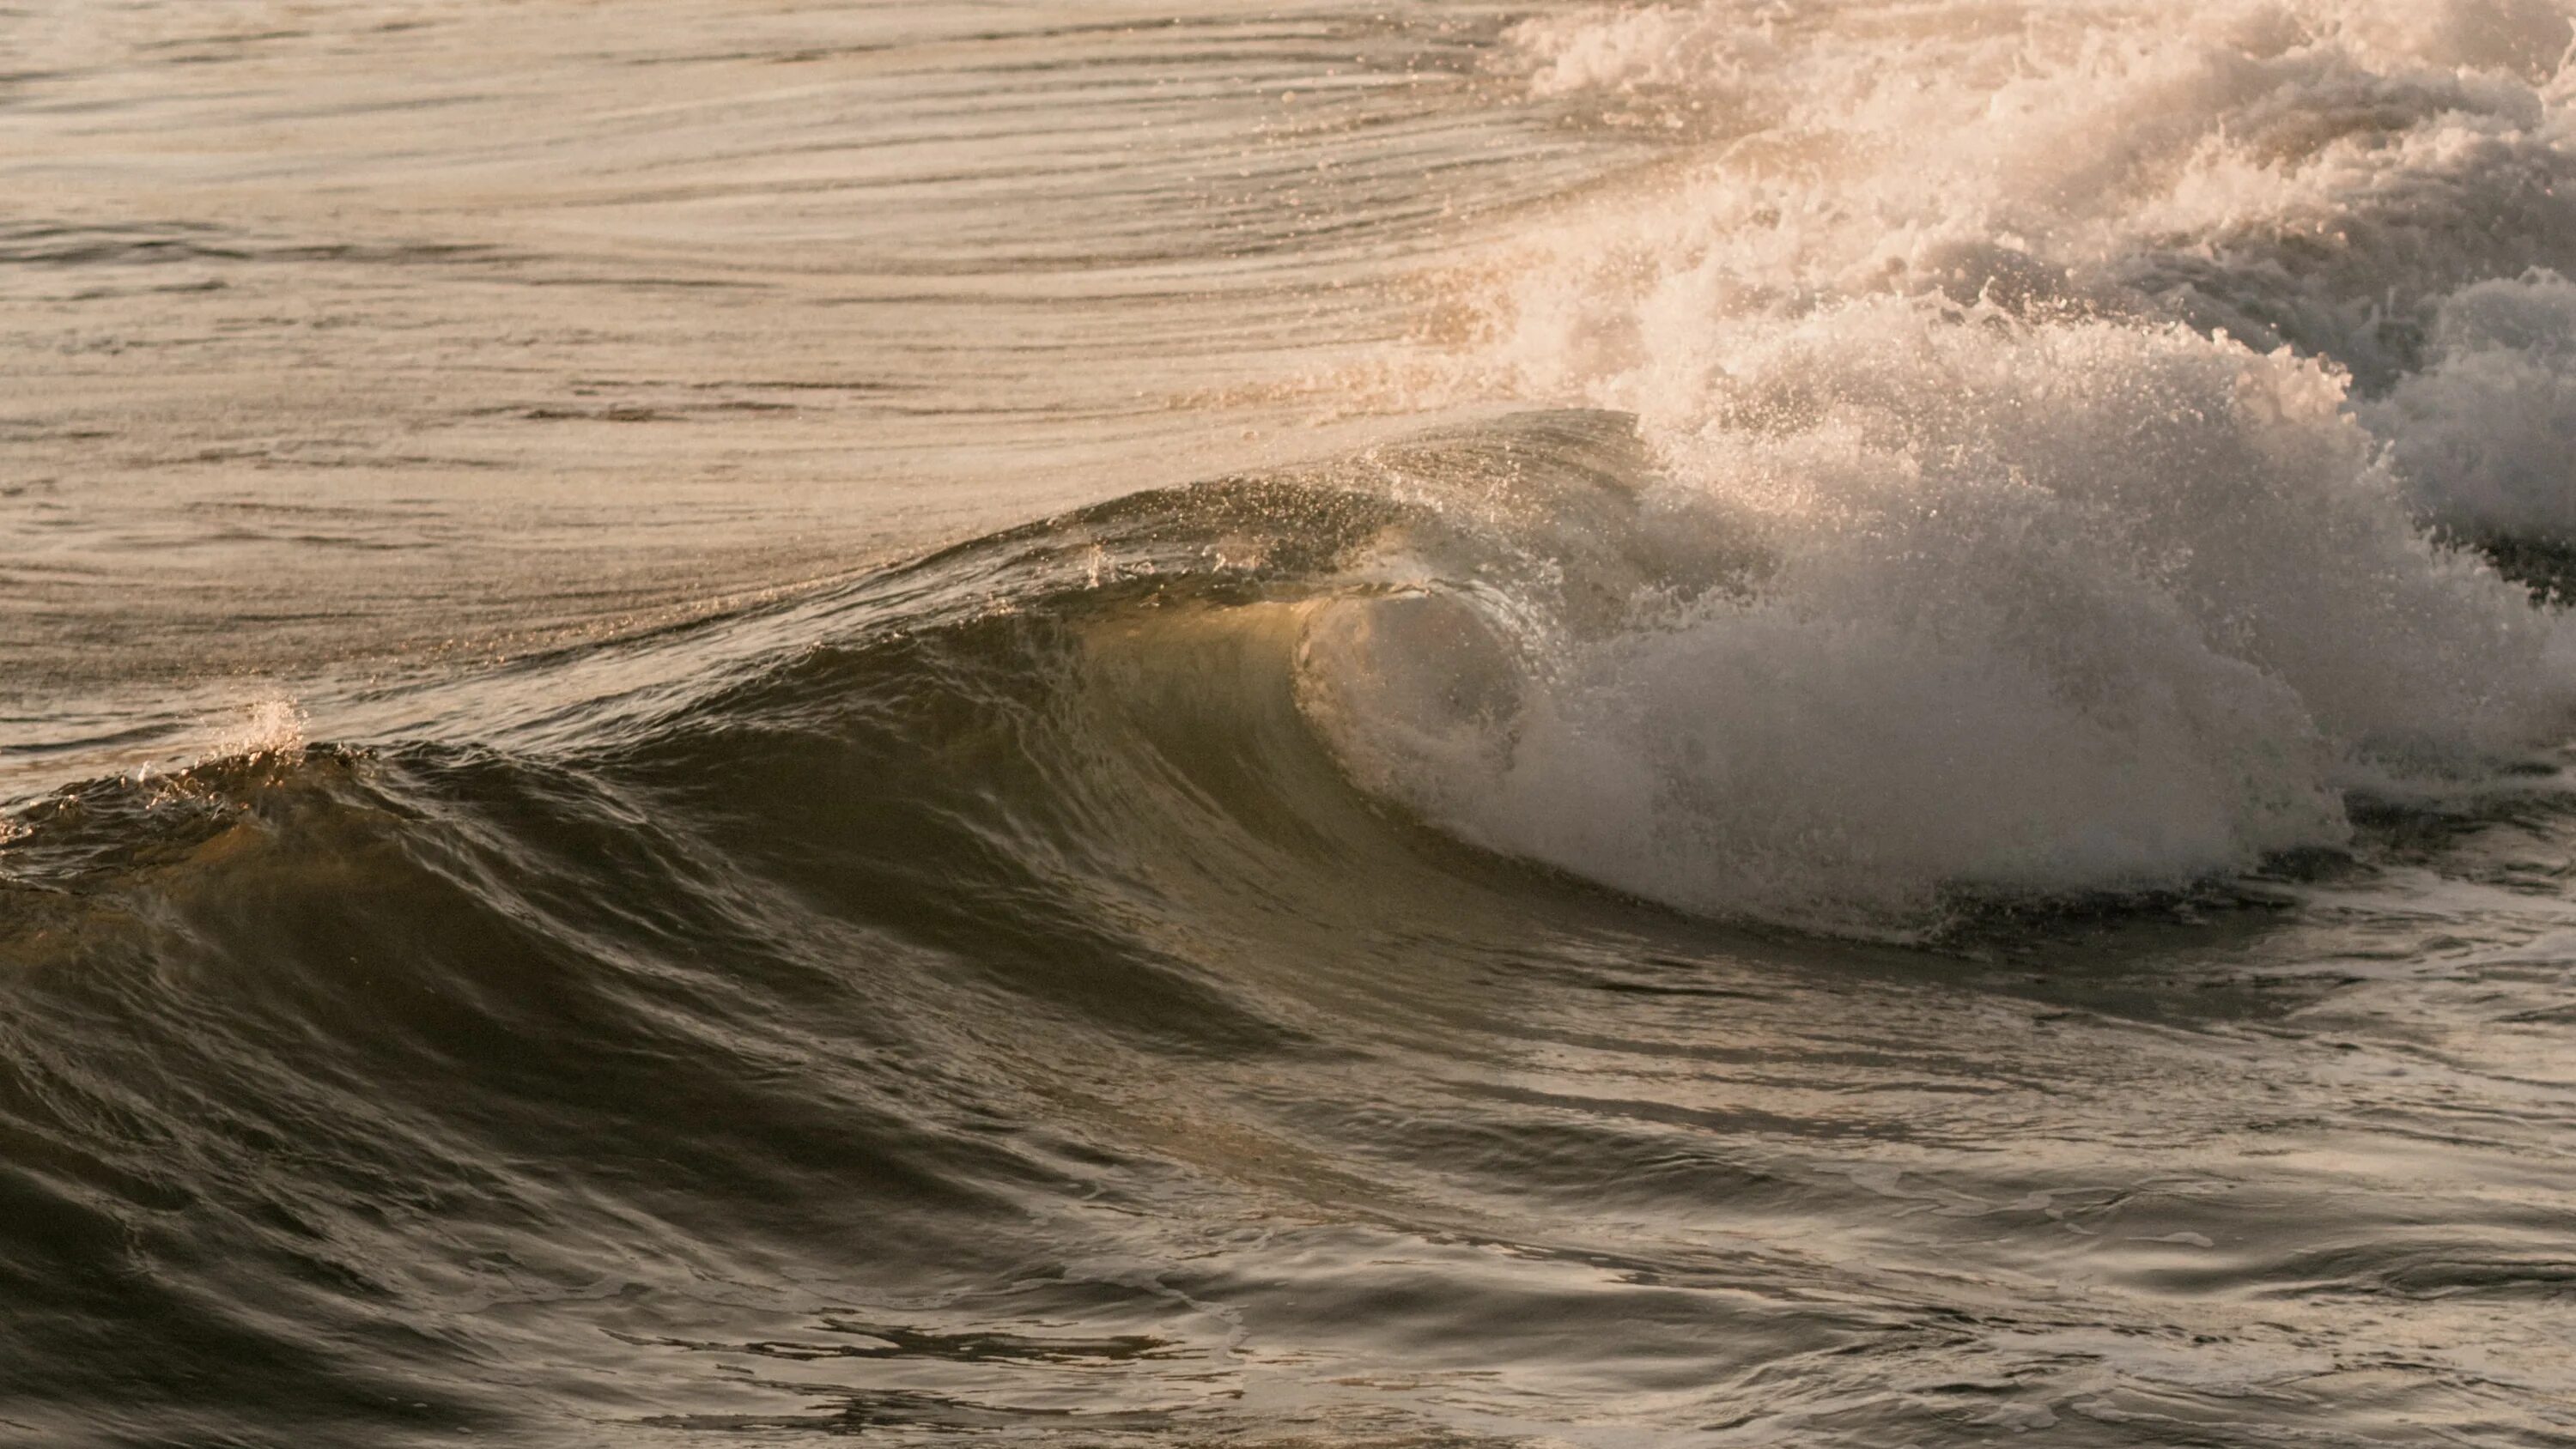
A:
<box><xmin>1317</xmin><ymin>311</ymin><xmax>2571</xmax><ymax>929</ymax></box>
<box><xmin>1305</xmin><ymin>0</ymin><xmax>2576</xmax><ymax>930</ymax></box>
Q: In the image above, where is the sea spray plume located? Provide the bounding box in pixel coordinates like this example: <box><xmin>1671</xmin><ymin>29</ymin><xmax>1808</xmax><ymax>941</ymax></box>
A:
<box><xmin>204</xmin><ymin>696</ymin><xmax>309</xmax><ymax>767</ymax></box>
<box><xmin>1496</xmin><ymin>0</ymin><xmax>2576</xmax><ymax>434</ymax></box>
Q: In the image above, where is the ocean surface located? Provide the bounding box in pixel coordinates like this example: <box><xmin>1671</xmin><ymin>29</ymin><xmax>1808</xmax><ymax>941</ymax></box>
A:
<box><xmin>6</xmin><ymin>2</ymin><xmax>2576</xmax><ymax>1445</ymax></box>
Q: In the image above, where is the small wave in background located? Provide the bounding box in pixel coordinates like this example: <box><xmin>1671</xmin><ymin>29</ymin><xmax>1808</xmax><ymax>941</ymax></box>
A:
<box><xmin>7</xmin><ymin>2</ymin><xmax>2576</xmax><ymax>1446</ymax></box>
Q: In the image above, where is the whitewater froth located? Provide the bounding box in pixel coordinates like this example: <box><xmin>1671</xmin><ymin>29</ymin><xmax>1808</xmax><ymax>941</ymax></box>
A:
<box><xmin>1301</xmin><ymin>0</ymin><xmax>2576</xmax><ymax>931</ymax></box>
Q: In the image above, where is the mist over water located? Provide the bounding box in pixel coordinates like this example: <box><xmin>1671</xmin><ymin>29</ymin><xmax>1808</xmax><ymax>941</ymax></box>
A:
<box><xmin>6</xmin><ymin>3</ymin><xmax>2576</xmax><ymax>1446</ymax></box>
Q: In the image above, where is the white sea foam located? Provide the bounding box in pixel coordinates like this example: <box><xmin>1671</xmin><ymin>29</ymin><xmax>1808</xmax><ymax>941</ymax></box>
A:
<box><xmin>2362</xmin><ymin>269</ymin><xmax>2576</xmax><ymax>538</ymax></box>
<box><xmin>1304</xmin><ymin>0</ymin><xmax>2576</xmax><ymax>931</ymax></box>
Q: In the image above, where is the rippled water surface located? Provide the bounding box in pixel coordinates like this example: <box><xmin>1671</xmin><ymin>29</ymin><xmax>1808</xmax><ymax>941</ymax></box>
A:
<box><xmin>6</xmin><ymin>3</ymin><xmax>2576</xmax><ymax>1446</ymax></box>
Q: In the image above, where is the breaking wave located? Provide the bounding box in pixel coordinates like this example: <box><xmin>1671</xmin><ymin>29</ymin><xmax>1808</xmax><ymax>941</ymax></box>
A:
<box><xmin>1301</xmin><ymin>0</ymin><xmax>2576</xmax><ymax>930</ymax></box>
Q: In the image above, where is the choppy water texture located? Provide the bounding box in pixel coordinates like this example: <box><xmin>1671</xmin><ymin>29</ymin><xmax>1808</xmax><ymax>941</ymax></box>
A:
<box><xmin>7</xmin><ymin>3</ymin><xmax>2576</xmax><ymax>1446</ymax></box>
